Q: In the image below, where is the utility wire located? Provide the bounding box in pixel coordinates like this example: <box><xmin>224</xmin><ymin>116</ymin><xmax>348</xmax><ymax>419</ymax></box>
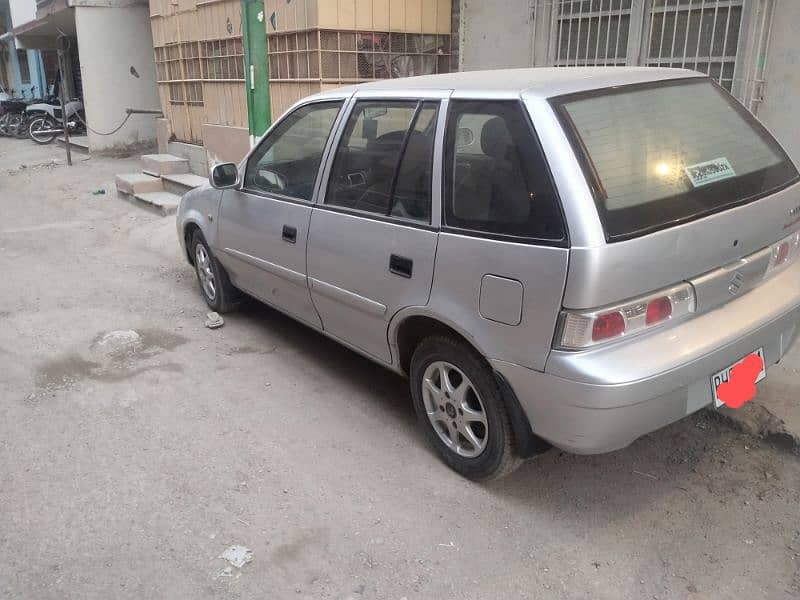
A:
<box><xmin>72</xmin><ymin>111</ymin><xmax>133</xmax><ymax>136</ymax></box>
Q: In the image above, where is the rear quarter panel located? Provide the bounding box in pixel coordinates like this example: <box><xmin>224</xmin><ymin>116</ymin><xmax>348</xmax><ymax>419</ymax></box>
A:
<box><xmin>428</xmin><ymin>233</ymin><xmax>568</xmax><ymax>370</ymax></box>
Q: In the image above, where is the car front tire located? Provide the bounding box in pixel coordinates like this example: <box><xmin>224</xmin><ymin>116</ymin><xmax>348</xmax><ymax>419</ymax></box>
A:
<box><xmin>191</xmin><ymin>230</ymin><xmax>241</xmax><ymax>313</ymax></box>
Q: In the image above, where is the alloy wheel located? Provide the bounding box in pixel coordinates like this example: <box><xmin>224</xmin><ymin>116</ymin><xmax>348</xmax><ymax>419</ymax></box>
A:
<box><xmin>194</xmin><ymin>243</ymin><xmax>217</xmax><ymax>302</ymax></box>
<box><xmin>421</xmin><ymin>361</ymin><xmax>489</xmax><ymax>458</ymax></box>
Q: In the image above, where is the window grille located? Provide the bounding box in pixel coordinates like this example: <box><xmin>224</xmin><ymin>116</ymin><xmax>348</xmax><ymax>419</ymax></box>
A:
<box><xmin>554</xmin><ymin>0</ymin><xmax>633</xmax><ymax>66</ymax></box>
<box><xmin>155</xmin><ymin>45</ymin><xmax>185</xmax><ymax>82</ymax></box>
<box><xmin>18</xmin><ymin>50</ymin><xmax>31</xmax><ymax>85</ymax></box>
<box><xmin>155</xmin><ymin>37</ymin><xmax>245</xmax><ymax>84</ymax></box>
<box><xmin>549</xmin><ymin>1</ymin><xmax>745</xmax><ymax>92</ymax></box>
<box><xmin>201</xmin><ymin>38</ymin><xmax>245</xmax><ymax>80</ymax></box>
<box><xmin>268</xmin><ymin>29</ymin><xmax>451</xmax><ymax>83</ymax></box>
<box><xmin>645</xmin><ymin>0</ymin><xmax>743</xmax><ymax>92</ymax></box>
<box><xmin>168</xmin><ymin>81</ymin><xmax>204</xmax><ymax>105</ymax></box>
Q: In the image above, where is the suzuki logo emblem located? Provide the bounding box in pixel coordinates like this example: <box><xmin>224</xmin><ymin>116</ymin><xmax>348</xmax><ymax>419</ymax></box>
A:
<box><xmin>728</xmin><ymin>271</ymin><xmax>745</xmax><ymax>296</ymax></box>
<box><xmin>786</xmin><ymin>205</ymin><xmax>800</xmax><ymax>230</ymax></box>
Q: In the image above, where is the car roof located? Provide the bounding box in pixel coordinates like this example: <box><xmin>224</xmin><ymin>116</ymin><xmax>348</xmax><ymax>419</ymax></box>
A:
<box><xmin>317</xmin><ymin>67</ymin><xmax>705</xmax><ymax>100</ymax></box>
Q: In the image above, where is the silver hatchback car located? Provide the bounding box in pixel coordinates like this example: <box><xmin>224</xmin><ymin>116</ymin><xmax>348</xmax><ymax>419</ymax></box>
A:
<box><xmin>178</xmin><ymin>68</ymin><xmax>800</xmax><ymax>480</ymax></box>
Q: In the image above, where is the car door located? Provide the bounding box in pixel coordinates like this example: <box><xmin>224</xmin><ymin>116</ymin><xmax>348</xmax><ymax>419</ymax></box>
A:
<box><xmin>307</xmin><ymin>92</ymin><xmax>447</xmax><ymax>363</ymax></box>
<box><xmin>216</xmin><ymin>100</ymin><xmax>345</xmax><ymax>328</ymax></box>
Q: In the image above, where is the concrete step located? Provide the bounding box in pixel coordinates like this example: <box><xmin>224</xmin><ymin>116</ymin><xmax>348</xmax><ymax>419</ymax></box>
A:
<box><xmin>141</xmin><ymin>153</ymin><xmax>189</xmax><ymax>177</ymax></box>
<box><xmin>161</xmin><ymin>172</ymin><xmax>207</xmax><ymax>196</ymax></box>
<box><xmin>132</xmin><ymin>191</ymin><xmax>182</xmax><ymax>216</ymax></box>
<box><xmin>115</xmin><ymin>173</ymin><xmax>163</xmax><ymax>195</ymax></box>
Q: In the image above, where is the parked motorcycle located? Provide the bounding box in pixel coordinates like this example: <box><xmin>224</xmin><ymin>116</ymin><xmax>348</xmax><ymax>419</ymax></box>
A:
<box><xmin>0</xmin><ymin>98</ymin><xmax>30</xmax><ymax>137</ymax></box>
<box><xmin>0</xmin><ymin>87</ymin><xmax>41</xmax><ymax>137</ymax></box>
<box><xmin>26</xmin><ymin>98</ymin><xmax>85</xmax><ymax>144</ymax></box>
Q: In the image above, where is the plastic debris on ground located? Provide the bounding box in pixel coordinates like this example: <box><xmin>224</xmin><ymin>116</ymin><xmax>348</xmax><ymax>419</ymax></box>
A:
<box><xmin>219</xmin><ymin>545</ymin><xmax>252</xmax><ymax>568</ymax></box>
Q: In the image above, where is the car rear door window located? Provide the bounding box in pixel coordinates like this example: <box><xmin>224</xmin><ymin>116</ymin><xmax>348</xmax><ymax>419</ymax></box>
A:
<box><xmin>326</xmin><ymin>100</ymin><xmax>438</xmax><ymax>223</ymax></box>
<box><xmin>443</xmin><ymin>100</ymin><xmax>566</xmax><ymax>242</ymax></box>
<box><xmin>244</xmin><ymin>101</ymin><xmax>343</xmax><ymax>201</ymax></box>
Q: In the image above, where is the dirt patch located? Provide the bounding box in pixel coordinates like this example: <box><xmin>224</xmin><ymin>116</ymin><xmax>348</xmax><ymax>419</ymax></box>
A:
<box><xmin>35</xmin><ymin>353</ymin><xmax>99</xmax><ymax>391</ymax></box>
<box><xmin>271</xmin><ymin>528</ymin><xmax>329</xmax><ymax>571</ymax></box>
<box><xmin>138</xmin><ymin>328</ymin><xmax>188</xmax><ymax>352</ymax></box>
<box><xmin>33</xmin><ymin>351</ymin><xmax>183</xmax><ymax>393</ymax></box>
<box><xmin>709</xmin><ymin>404</ymin><xmax>800</xmax><ymax>455</ymax></box>
<box><xmin>31</xmin><ymin>328</ymin><xmax>188</xmax><ymax>397</ymax></box>
<box><xmin>90</xmin><ymin>362</ymin><xmax>184</xmax><ymax>382</ymax></box>
<box><xmin>224</xmin><ymin>344</ymin><xmax>276</xmax><ymax>356</ymax></box>
<box><xmin>4</xmin><ymin>159</ymin><xmax>62</xmax><ymax>177</ymax></box>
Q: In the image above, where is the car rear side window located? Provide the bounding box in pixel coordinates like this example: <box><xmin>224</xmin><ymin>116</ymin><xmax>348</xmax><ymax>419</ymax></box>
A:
<box><xmin>553</xmin><ymin>78</ymin><xmax>799</xmax><ymax>241</ymax></box>
<box><xmin>326</xmin><ymin>100</ymin><xmax>438</xmax><ymax>223</ymax></box>
<box><xmin>443</xmin><ymin>100</ymin><xmax>565</xmax><ymax>242</ymax></box>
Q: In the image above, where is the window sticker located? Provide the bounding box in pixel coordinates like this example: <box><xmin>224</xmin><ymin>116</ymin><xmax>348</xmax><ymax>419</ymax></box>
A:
<box><xmin>684</xmin><ymin>157</ymin><xmax>736</xmax><ymax>187</ymax></box>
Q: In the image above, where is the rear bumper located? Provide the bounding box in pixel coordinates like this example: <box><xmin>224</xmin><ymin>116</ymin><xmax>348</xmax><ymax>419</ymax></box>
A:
<box><xmin>492</xmin><ymin>261</ymin><xmax>800</xmax><ymax>454</ymax></box>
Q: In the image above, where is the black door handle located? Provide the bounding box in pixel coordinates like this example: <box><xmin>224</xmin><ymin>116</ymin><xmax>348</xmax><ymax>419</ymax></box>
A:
<box><xmin>282</xmin><ymin>225</ymin><xmax>297</xmax><ymax>243</ymax></box>
<box><xmin>389</xmin><ymin>254</ymin><xmax>413</xmax><ymax>278</ymax></box>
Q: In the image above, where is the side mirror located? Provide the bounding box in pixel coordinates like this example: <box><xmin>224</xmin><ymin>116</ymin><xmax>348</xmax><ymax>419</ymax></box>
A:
<box><xmin>210</xmin><ymin>163</ymin><xmax>239</xmax><ymax>189</ymax></box>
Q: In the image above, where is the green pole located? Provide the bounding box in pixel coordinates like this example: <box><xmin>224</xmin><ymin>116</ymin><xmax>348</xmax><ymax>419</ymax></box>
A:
<box><xmin>241</xmin><ymin>0</ymin><xmax>271</xmax><ymax>145</ymax></box>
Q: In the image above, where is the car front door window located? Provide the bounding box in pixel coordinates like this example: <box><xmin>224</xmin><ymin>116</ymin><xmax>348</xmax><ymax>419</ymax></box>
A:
<box><xmin>244</xmin><ymin>101</ymin><xmax>343</xmax><ymax>201</ymax></box>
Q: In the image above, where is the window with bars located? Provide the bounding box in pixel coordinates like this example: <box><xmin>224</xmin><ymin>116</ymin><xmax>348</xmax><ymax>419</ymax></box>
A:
<box><xmin>168</xmin><ymin>81</ymin><xmax>204</xmax><ymax>105</ymax></box>
<box><xmin>645</xmin><ymin>0</ymin><xmax>743</xmax><ymax>92</ymax></box>
<box><xmin>155</xmin><ymin>45</ymin><xmax>183</xmax><ymax>82</ymax></box>
<box><xmin>550</xmin><ymin>0</ymin><xmax>745</xmax><ymax>92</ymax></box>
<box><xmin>268</xmin><ymin>29</ymin><xmax>451</xmax><ymax>82</ymax></box>
<box><xmin>201</xmin><ymin>38</ymin><xmax>245</xmax><ymax>80</ymax></box>
<box><xmin>554</xmin><ymin>0</ymin><xmax>633</xmax><ymax>66</ymax></box>
<box><xmin>182</xmin><ymin>42</ymin><xmax>202</xmax><ymax>80</ymax></box>
<box><xmin>155</xmin><ymin>38</ymin><xmax>245</xmax><ymax>84</ymax></box>
<box><xmin>17</xmin><ymin>50</ymin><xmax>31</xmax><ymax>84</ymax></box>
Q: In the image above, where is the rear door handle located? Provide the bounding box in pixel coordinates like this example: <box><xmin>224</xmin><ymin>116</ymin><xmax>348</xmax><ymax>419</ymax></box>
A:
<box><xmin>389</xmin><ymin>254</ymin><xmax>413</xmax><ymax>278</ymax></box>
<box><xmin>282</xmin><ymin>225</ymin><xmax>297</xmax><ymax>243</ymax></box>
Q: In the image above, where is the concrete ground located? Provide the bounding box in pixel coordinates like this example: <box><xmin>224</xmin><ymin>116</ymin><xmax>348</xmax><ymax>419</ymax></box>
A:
<box><xmin>1</xmin><ymin>138</ymin><xmax>799</xmax><ymax>600</ymax></box>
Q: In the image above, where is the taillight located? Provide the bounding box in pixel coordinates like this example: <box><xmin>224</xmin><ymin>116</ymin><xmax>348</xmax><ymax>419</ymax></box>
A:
<box><xmin>591</xmin><ymin>311</ymin><xmax>625</xmax><ymax>342</ymax></box>
<box><xmin>645</xmin><ymin>296</ymin><xmax>673</xmax><ymax>325</ymax></box>
<box><xmin>557</xmin><ymin>283</ymin><xmax>695</xmax><ymax>350</ymax></box>
<box><xmin>766</xmin><ymin>231</ymin><xmax>799</xmax><ymax>276</ymax></box>
<box><xmin>775</xmin><ymin>242</ymin><xmax>790</xmax><ymax>266</ymax></box>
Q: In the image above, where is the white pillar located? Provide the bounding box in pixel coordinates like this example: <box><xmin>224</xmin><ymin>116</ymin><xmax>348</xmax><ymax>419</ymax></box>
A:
<box><xmin>74</xmin><ymin>3</ymin><xmax>160</xmax><ymax>153</ymax></box>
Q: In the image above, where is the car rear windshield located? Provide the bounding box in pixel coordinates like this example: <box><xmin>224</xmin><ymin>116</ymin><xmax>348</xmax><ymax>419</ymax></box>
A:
<box><xmin>552</xmin><ymin>78</ymin><xmax>799</xmax><ymax>241</ymax></box>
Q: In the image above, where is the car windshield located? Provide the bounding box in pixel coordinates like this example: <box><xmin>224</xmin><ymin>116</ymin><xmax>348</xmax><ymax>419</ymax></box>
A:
<box><xmin>553</xmin><ymin>78</ymin><xmax>799</xmax><ymax>241</ymax></box>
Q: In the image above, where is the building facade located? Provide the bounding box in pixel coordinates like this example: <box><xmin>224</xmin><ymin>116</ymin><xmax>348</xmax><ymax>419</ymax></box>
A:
<box><xmin>149</xmin><ymin>0</ymin><xmax>455</xmax><ymax>170</ymax></box>
<box><xmin>13</xmin><ymin>0</ymin><xmax>160</xmax><ymax>154</ymax></box>
<box><xmin>459</xmin><ymin>0</ymin><xmax>800</xmax><ymax>161</ymax></box>
<box><xmin>148</xmin><ymin>0</ymin><xmax>798</xmax><ymax>174</ymax></box>
<box><xmin>149</xmin><ymin>0</ymin><xmax>250</xmax><ymax>167</ymax></box>
<box><xmin>1</xmin><ymin>0</ymin><xmax>51</xmax><ymax>99</ymax></box>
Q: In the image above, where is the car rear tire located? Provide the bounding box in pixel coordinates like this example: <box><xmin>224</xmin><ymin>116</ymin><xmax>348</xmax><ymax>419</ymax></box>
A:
<box><xmin>409</xmin><ymin>335</ymin><xmax>522</xmax><ymax>480</ymax></box>
<box><xmin>191</xmin><ymin>230</ymin><xmax>241</xmax><ymax>313</ymax></box>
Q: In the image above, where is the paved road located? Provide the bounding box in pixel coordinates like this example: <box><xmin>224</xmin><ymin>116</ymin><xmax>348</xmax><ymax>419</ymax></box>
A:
<box><xmin>1</xmin><ymin>139</ymin><xmax>799</xmax><ymax>599</ymax></box>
